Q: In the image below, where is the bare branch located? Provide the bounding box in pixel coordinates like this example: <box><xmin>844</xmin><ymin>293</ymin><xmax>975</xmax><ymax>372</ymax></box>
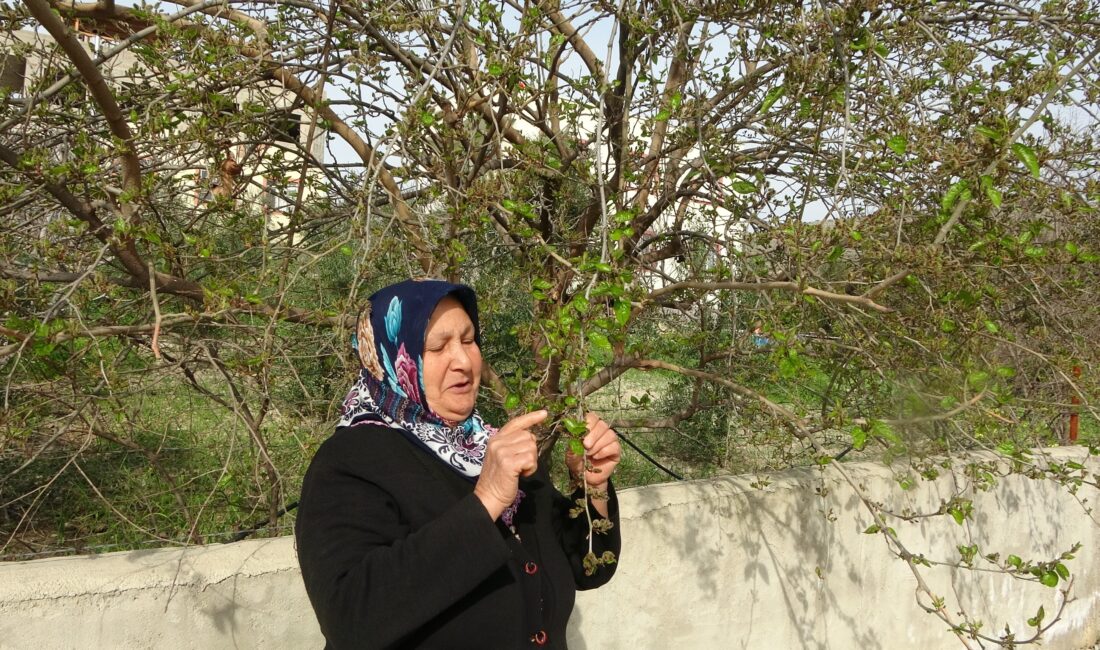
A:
<box><xmin>647</xmin><ymin>280</ymin><xmax>893</xmax><ymax>313</ymax></box>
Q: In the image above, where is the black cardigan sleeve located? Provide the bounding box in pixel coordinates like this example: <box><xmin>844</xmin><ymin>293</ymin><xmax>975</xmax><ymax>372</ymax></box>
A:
<box><xmin>551</xmin><ymin>481</ymin><xmax>622</xmax><ymax>590</ymax></box>
<box><xmin>295</xmin><ymin>438</ymin><xmax>512</xmax><ymax>649</ymax></box>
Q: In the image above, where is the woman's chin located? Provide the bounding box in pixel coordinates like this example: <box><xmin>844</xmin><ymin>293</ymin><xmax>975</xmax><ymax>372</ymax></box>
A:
<box><xmin>432</xmin><ymin>400</ymin><xmax>475</xmax><ymax>423</ymax></box>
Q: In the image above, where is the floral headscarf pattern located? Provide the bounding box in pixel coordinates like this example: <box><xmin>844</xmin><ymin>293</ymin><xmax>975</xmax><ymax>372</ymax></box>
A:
<box><xmin>339</xmin><ymin>279</ymin><xmax>498</xmax><ymax>480</ymax></box>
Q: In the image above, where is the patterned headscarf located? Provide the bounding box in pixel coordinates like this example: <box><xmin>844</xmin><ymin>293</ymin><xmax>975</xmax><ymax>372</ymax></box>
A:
<box><xmin>338</xmin><ymin>279</ymin><xmax>497</xmax><ymax>479</ymax></box>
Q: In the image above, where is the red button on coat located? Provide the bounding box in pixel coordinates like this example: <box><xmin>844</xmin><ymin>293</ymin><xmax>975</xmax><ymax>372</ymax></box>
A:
<box><xmin>532</xmin><ymin>630</ymin><xmax>548</xmax><ymax>645</ymax></box>
<box><xmin>525</xmin><ymin>561</ymin><xmax>538</xmax><ymax>575</ymax></box>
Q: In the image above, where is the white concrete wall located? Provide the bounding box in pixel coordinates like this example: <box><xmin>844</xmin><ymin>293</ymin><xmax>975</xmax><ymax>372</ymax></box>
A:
<box><xmin>1</xmin><ymin>448</ymin><xmax>1098</xmax><ymax>650</ymax></box>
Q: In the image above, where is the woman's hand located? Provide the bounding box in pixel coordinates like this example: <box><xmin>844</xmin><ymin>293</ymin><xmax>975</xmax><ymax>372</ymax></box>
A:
<box><xmin>474</xmin><ymin>409</ymin><xmax>547</xmax><ymax>520</ymax></box>
<box><xmin>565</xmin><ymin>412</ymin><xmax>622</xmax><ymax>494</ymax></box>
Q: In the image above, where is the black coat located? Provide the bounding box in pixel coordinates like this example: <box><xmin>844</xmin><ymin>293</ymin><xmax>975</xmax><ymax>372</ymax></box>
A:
<box><xmin>295</xmin><ymin>423</ymin><xmax>621</xmax><ymax>649</ymax></box>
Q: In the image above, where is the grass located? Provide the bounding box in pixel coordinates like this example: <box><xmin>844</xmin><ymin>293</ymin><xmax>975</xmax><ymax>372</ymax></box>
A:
<box><xmin>5</xmin><ymin>358</ymin><xmax>1094</xmax><ymax>560</ymax></box>
<box><xmin>0</xmin><ymin>372</ymin><xmax>328</xmax><ymax>560</ymax></box>
<box><xmin>1073</xmin><ymin>413</ymin><xmax>1099</xmax><ymax>446</ymax></box>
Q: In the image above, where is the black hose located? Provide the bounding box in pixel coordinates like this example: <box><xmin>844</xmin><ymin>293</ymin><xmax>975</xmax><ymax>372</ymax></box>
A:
<box><xmin>228</xmin><ymin>501</ymin><xmax>299</xmax><ymax>543</ymax></box>
<box><xmin>617</xmin><ymin>431</ymin><xmax>684</xmax><ymax>481</ymax></box>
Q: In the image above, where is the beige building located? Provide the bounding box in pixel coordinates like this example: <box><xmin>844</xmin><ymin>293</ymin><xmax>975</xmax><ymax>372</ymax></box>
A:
<box><xmin>0</xmin><ymin>22</ymin><xmax>327</xmax><ymax>227</ymax></box>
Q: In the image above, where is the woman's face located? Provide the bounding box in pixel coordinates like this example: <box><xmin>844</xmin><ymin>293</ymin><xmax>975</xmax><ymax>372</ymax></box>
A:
<box><xmin>422</xmin><ymin>296</ymin><xmax>482</xmax><ymax>422</ymax></box>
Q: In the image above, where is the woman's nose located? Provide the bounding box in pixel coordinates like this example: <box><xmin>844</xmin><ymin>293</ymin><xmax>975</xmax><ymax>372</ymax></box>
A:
<box><xmin>449</xmin><ymin>342</ymin><xmax>471</xmax><ymax>369</ymax></box>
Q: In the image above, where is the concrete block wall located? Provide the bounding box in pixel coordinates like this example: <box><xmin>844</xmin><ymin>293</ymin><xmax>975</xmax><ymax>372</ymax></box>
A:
<box><xmin>1</xmin><ymin>448</ymin><xmax>1097</xmax><ymax>649</ymax></box>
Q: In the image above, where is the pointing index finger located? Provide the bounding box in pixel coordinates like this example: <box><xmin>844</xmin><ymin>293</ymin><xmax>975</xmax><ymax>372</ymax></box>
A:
<box><xmin>502</xmin><ymin>409</ymin><xmax>549</xmax><ymax>432</ymax></box>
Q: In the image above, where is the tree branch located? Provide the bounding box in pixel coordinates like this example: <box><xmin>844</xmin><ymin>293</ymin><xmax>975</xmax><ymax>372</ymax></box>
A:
<box><xmin>647</xmin><ymin>280</ymin><xmax>893</xmax><ymax>313</ymax></box>
<box><xmin>26</xmin><ymin>0</ymin><xmax>142</xmax><ymax>200</ymax></box>
<box><xmin>631</xmin><ymin>358</ymin><xmax>808</xmax><ymax>437</ymax></box>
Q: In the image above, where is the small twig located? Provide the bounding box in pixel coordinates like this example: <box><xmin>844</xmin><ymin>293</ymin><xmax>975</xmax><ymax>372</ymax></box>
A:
<box><xmin>148</xmin><ymin>262</ymin><xmax>162</xmax><ymax>360</ymax></box>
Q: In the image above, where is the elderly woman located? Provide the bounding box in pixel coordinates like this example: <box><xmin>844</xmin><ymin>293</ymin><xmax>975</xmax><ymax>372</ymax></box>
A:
<box><xmin>296</xmin><ymin>279</ymin><xmax>622</xmax><ymax>649</ymax></box>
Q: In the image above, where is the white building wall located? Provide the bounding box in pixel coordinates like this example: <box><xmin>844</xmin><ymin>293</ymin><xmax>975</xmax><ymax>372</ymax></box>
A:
<box><xmin>0</xmin><ymin>448</ymin><xmax>1097</xmax><ymax>649</ymax></box>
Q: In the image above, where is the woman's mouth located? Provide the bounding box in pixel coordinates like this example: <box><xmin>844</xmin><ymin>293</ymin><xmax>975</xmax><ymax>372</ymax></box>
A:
<box><xmin>448</xmin><ymin>379</ymin><xmax>473</xmax><ymax>393</ymax></box>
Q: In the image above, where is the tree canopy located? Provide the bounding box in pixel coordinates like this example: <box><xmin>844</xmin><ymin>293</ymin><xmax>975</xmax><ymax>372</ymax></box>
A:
<box><xmin>1</xmin><ymin>0</ymin><xmax>1098</xmax><ymax>645</ymax></box>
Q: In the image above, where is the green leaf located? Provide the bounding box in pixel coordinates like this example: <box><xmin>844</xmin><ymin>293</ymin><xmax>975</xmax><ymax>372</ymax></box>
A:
<box><xmin>863</xmin><ymin>524</ymin><xmax>880</xmax><ymax>534</ymax></box>
<box><xmin>980</xmin><ymin>175</ymin><xmax>1002</xmax><ymax>207</ymax></box>
<box><xmin>504</xmin><ymin>393</ymin><xmax>521</xmax><ymax>410</ymax></box>
<box><xmin>1027</xmin><ymin>605</ymin><xmax>1045</xmax><ymax>627</ymax></box>
<box><xmin>730</xmin><ymin>179</ymin><xmax>756</xmax><ymax>194</ymax></box>
<box><xmin>1007</xmin><ymin>554</ymin><xmax>1023</xmax><ymax>569</ymax></box>
<box><xmin>420</xmin><ymin>111</ymin><xmax>436</xmax><ymax>126</ymax></box>
<box><xmin>488</xmin><ymin>62</ymin><xmax>503</xmax><ymax>76</ymax></box>
<box><xmin>949</xmin><ymin>509</ymin><xmax>965</xmax><ymax>525</ymax></box>
<box><xmin>587</xmin><ymin>331</ymin><xmax>612</xmax><ymax>352</ymax></box>
<box><xmin>886</xmin><ymin>134</ymin><xmax>907</xmax><ymax>156</ymax></box>
<box><xmin>941</xmin><ymin>180</ymin><xmax>969</xmax><ymax>212</ymax></box>
<box><xmin>760</xmin><ymin>85</ymin><xmax>785</xmax><ymax>113</ymax></box>
<box><xmin>1012</xmin><ymin>143</ymin><xmax>1040</xmax><ymax>179</ymax></box>
<box><xmin>967</xmin><ymin>371</ymin><xmax>990</xmax><ymax>389</ymax></box>
<box><xmin>1055</xmin><ymin>563</ymin><xmax>1069</xmax><ymax>579</ymax></box>
<box><xmin>1040</xmin><ymin>571</ymin><xmax>1059</xmax><ymax>588</ymax></box>
<box><xmin>974</xmin><ymin>125</ymin><xmax>1001</xmax><ymax>141</ymax></box>
<box><xmin>569</xmin><ymin>438</ymin><xmax>585</xmax><ymax>455</ymax></box>
<box><xmin>851</xmin><ymin>426</ymin><xmax>867</xmax><ymax>451</ymax></box>
<box><xmin>1060</xmin><ymin>190</ymin><xmax>1074</xmax><ymax>210</ymax></box>
<box><xmin>958</xmin><ymin>544</ymin><xmax>978</xmax><ymax>564</ymax></box>
<box><xmin>655</xmin><ymin>109</ymin><xmax>671</xmax><ymax>122</ymax></box>
<box><xmin>502</xmin><ymin>199</ymin><xmax>535</xmax><ymax>218</ymax></box>
<box><xmin>562</xmin><ymin>417</ymin><xmax>587</xmax><ymax>436</ymax></box>
<box><xmin>870</xmin><ymin>419</ymin><xmax>899</xmax><ymax>444</ymax></box>
<box><xmin>613</xmin><ymin>300</ymin><xmax>631</xmax><ymax>327</ymax></box>
<box><xmin>983</xmin><ymin>320</ymin><xmax>999</xmax><ymax>334</ymax></box>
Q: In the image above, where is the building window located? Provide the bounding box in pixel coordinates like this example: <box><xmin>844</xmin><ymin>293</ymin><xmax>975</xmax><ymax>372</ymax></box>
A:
<box><xmin>0</xmin><ymin>53</ymin><xmax>26</xmax><ymax>96</ymax></box>
<box><xmin>272</xmin><ymin>110</ymin><xmax>301</xmax><ymax>145</ymax></box>
<box><xmin>261</xmin><ymin>178</ymin><xmax>297</xmax><ymax>214</ymax></box>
